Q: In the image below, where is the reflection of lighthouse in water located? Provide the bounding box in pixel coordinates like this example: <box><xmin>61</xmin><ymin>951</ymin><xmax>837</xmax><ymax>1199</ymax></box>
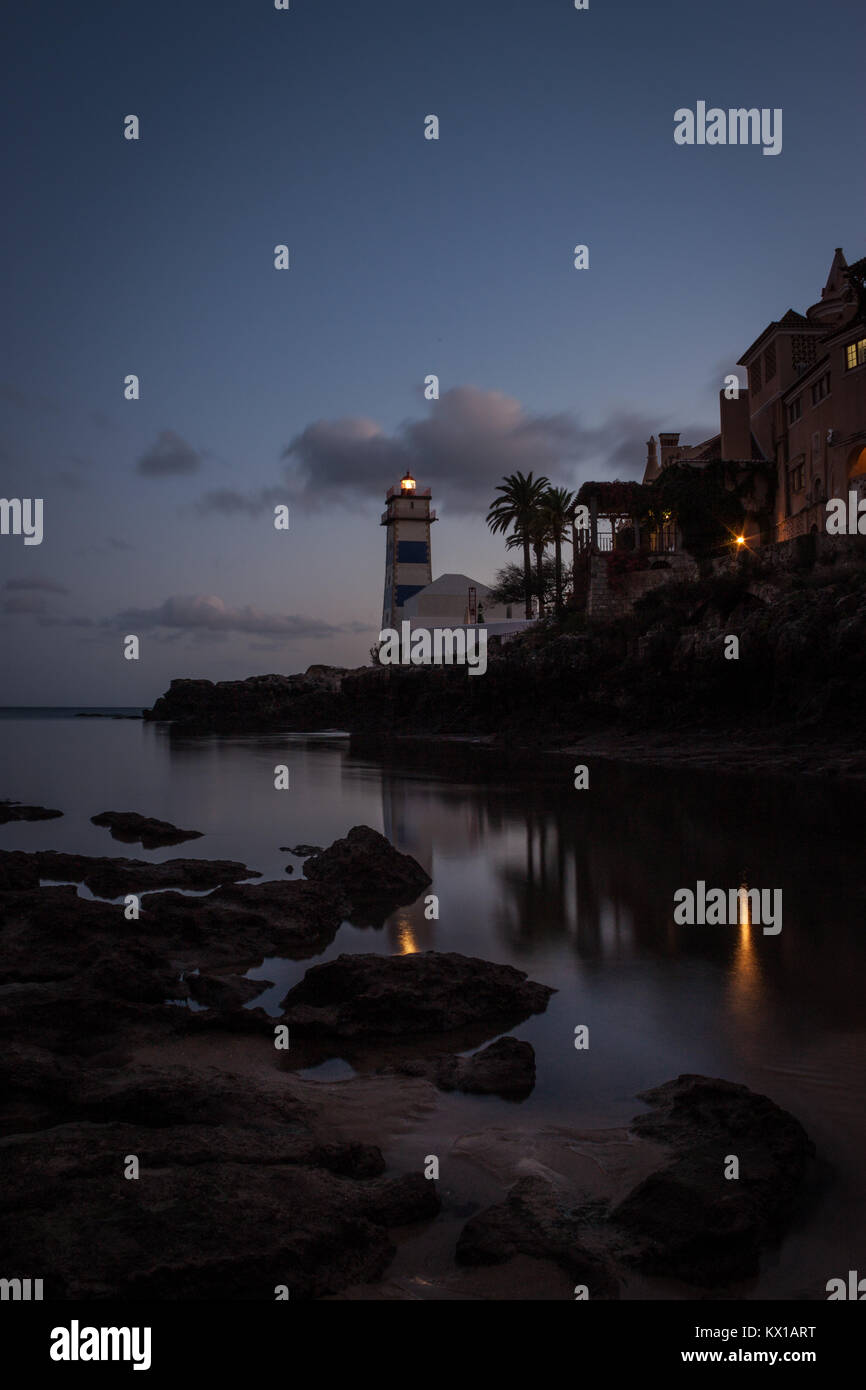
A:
<box><xmin>381</xmin><ymin>772</ymin><xmax>437</xmax><ymax>953</ymax></box>
<box><xmin>379</xmin><ymin>769</ymin><xmax>488</xmax><ymax>955</ymax></box>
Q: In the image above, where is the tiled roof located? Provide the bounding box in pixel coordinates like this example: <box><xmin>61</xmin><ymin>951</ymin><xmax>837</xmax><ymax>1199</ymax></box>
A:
<box><xmin>739</xmin><ymin>309</ymin><xmax>822</xmax><ymax>362</ymax></box>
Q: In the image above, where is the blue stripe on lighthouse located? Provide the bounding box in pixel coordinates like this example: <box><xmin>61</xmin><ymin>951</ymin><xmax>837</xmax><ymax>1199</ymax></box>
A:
<box><xmin>397</xmin><ymin>540</ymin><xmax>428</xmax><ymax>563</ymax></box>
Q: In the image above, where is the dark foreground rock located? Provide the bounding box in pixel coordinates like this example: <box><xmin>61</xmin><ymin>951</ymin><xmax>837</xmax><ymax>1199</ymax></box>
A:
<box><xmin>281</xmin><ymin>844</ymin><xmax>324</xmax><ymax>856</ymax></box>
<box><xmin>186</xmin><ymin>972</ymin><xmax>271</xmax><ymax>1010</ymax></box>
<box><xmin>611</xmin><ymin>1073</ymin><xmax>818</xmax><ymax>1284</ymax></box>
<box><xmin>303</xmin><ymin>825</ymin><xmax>431</xmax><ymax>922</ymax></box>
<box><xmin>455</xmin><ymin>1074</ymin><xmax>818</xmax><ymax>1293</ymax></box>
<box><xmin>281</xmin><ymin>952</ymin><xmax>555</xmax><ymax>1040</ymax></box>
<box><xmin>0</xmin><ymin>1064</ymin><xmax>440</xmax><ymax>1299</ymax></box>
<box><xmin>0</xmin><ymin>877</ymin><xmax>348</xmax><ymax>1005</ymax></box>
<box><xmin>0</xmin><ymin>799</ymin><xmax>62</xmax><ymax>823</ymax></box>
<box><xmin>146</xmin><ymin>878</ymin><xmax>349</xmax><ymax>965</ymax></box>
<box><xmin>457</xmin><ymin>1175</ymin><xmax>619</xmax><ymax>1297</ymax></box>
<box><xmin>91</xmin><ymin>810</ymin><xmax>203</xmax><ymax>848</ymax></box>
<box><xmin>0</xmin><ymin>823</ymin><xmax>821</xmax><ymax>1299</ymax></box>
<box><xmin>388</xmin><ymin>1037</ymin><xmax>536</xmax><ymax>1098</ymax></box>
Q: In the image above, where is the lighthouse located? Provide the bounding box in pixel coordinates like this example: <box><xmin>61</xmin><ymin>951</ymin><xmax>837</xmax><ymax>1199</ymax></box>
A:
<box><xmin>380</xmin><ymin>471</ymin><xmax>436</xmax><ymax>628</ymax></box>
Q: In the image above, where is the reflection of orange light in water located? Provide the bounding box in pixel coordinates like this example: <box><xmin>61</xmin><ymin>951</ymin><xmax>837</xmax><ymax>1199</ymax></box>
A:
<box><xmin>396</xmin><ymin>917</ymin><xmax>419</xmax><ymax>954</ymax></box>
<box><xmin>727</xmin><ymin>884</ymin><xmax>761</xmax><ymax>1028</ymax></box>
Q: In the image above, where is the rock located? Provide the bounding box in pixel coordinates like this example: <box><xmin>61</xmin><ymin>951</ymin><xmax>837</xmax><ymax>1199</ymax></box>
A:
<box><xmin>284</xmin><ymin>863</ymin><xmax>294</xmax><ymax>874</ymax></box>
<box><xmin>456</xmin><ymin>1175</ymin><xmax>618</xmax><ymax>1297</ymax></box>
<box><xmin>281</xmin><ymin>952</ymin><xmax>555</xmax><ymax>1040</ymax></box>
<box><xmin>0</xmin><ymin>1065</ymin><xmax>440</xmax><ymax>1299</ymax></box>
<box><xmin>282</xmin><ymin>844</ymin><xmax>324</xmax><ymax>857</ymax></box>
<box><xmin>0</xmin><ymin>876</ymin><xmax>349</xmax><ymax>1015</ymax></box>
<box><xmin>611</xmin><ymin>1074</ymin><xmax>818</xmax><ymax>1285</ymax></box>
<box><xmin>147</xmin><ymin>878</ymin><xmax>349</xmax><ymax>964</ymax></box>
<box><xmin>186</xmin><ymin>973</ymin><xmax>271</xmax><ymax>1010</ymax></box>
<box><xmin>0</xmin><ymin>853</ymin><xmax>40</xmax><ymax>890</ymax></box>
<box><xmin>0</xmin><ymin>848</ymin><xmax>259</xmax><ymax>897</ymax></box>
<box><xmin>303</xmin><ymin>826</ymin><xmax>430</xmax><ymax>921</ymax></box>
<box><xmin>453</xmin><ymin>1074</ymin><xmax>817</xmax><ymax>1295</ymax></box>
<box><xmin>143</xmin><ymin>668</ymin><xmax>352</xmax><ymax>731</ymax></box>
<box><xmin>91</xmin><ymin>811</ymin><xmax>203</xmax><ymax>848</ymax></box>
<box><xmin>0</xmin><ymin>800</ymin><xmax>62</xmax><ymax>824</ymax></box>
<box><xmin>389</xmin><ymin>1037</ymin><xmax>536</xmax><ymax>1098</ymax></box>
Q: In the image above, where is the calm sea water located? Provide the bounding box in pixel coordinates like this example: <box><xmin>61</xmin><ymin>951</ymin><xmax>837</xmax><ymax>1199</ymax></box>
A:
<box><xmin>2</xmin><ymin>708</ymin><xmax>865</xmax><ymax>1298</ymax></box>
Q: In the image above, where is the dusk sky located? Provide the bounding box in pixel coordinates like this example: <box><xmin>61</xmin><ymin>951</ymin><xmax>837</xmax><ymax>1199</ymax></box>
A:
<box><xmin>2</xmin><ymin>0</ymin><xmax>863</xmax><ymax>704</ymax></box>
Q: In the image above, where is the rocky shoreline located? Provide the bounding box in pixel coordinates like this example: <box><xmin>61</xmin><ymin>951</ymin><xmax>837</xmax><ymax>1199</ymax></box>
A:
<box><xmin>139</xmin><ymin>556</ymin><xmax>866</xmax><ymax>780</ymax></box>
<box><xmin>0</xmin><ymin>820</ymin><xmax>821</xmax><ymax>1299</ymax></box>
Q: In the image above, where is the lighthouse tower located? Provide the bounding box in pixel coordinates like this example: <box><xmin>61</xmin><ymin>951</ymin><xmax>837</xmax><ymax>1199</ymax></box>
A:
<box><xmin>380</xmin><ymin>471</ymin><xmax>436</xmax><ymax>628</ymax></box>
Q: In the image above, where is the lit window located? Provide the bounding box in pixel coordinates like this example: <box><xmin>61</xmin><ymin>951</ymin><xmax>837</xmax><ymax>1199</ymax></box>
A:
<box><xmin>846</xmin><ymin>338</ymin><xmax>866</xmax><ymax>370</ymax></box>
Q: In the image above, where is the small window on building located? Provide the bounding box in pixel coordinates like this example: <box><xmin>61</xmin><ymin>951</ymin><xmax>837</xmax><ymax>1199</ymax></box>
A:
<box><xmin>506</xmin><ymin>605</ymin><xmax>512</xmax><ymax>619</ymax></box>
<box><xmin>810</xmin><ymin>373</ymin><xmax>830</xmax><ymax>405</ymax></box>
<box><xmin>764</xmin><ymin>344</ymin><xmax>777</xmax><ymax>380</ymax></box>
<box><xmin>790</xmin><ymin>463</ymin><xmax>805</xmax><ymax>493</ymax></box>
<box><xmin>846</xmin><ymin>337</ymin><xmax>866</xmax><ymax>370</ymax></box>
<box><xmin>787</xmin><ymin>396</ymin><xmax>801</xmax><ymax>424</ymax></box>
<box><xmin>749</xmin><ymin>359</ymin><xmax>762</xmax><ymax>393</ymax></box>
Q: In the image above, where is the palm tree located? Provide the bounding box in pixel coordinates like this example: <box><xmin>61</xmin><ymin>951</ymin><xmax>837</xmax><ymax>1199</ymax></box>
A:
<box><xmin>540</xmin><ymin>486</ymin><xmax>576</xmax><ymax>613</ymax></box>
<box><xmin>486</xmin><ymin>471</ymin><xmax>550</xmax><ymax>618</ymax></box>
<box><xmin>508</xmin><ymin>513</ymin><xmax>552</xmax><ymax>614</ymax></box>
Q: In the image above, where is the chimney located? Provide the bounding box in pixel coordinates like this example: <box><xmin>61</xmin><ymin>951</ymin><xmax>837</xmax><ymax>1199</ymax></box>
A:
<box><xmin>719</xmin><ymin>388</ymin><xmax>752</xmax><ymax>460</ymax></box>
<box><xmin>658</xmin><ymin>432</ymin><xmax>681</xmax><ymax>469</ymax></box>
<box><xmin>644</xmin><ymin>435</ymin><xmax>658</xmax><ymax>481</ymax></box>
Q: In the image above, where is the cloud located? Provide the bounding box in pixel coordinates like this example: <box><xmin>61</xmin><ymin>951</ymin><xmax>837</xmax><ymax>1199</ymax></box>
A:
<box><xmin>195</xmin><ymin>487</ymin><xmax>286</xmax><ymax>518</ymax></box>
<box><xmin>36</xmin><ymin>614</ymin><xmax>94</xmax><ymax>627</ymax></box>
<box><xmin>190</xmin><ymin>387</ymin><xmax>719</xmax><ymax>520</ymax></box>
<box><xmin>563</xmin><ymin>410</ymin><xmax>717</xmax><ymax>478</ymax></box>
<box><xmin>283</xmin><ymin>392</ymin><xmax>720</xmax><ymax>505</ymax></box>
<box><xmin>1</xmin><ymin>593</ymin><xmax>48</xmax><ymax>615</ymax></box>
<box><xmin>281</xmin><ymin>389</ymin><xmax>582</xmax><ymax>511</ymax></box>
<box><xmin>1</xmin><ymin>575</ymin><xmax>72</xmax><ymax>615</ymax></box>
<box><xmin>3</xmin><ymin>577</ymin><xmax>69</xmax><ymax>594</ymax></box>
<box><xmin>136</xmin><ymin>430</ymin><xmax>202</xmax><ymax>477</ymax></box>
<box><xmin>111</xmin><ymin>594</ymin><xmax>370</xmax><ymax>639</ymax></box>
